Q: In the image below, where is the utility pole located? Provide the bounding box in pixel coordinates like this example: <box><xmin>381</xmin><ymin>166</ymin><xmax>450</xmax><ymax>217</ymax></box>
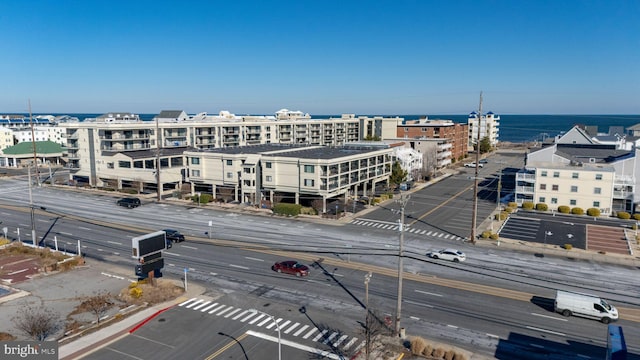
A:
<box><xmin>29</xmin><ymin>100</ymin><xmax>40</xmax><ymax>186</ymax></box>
<box><xmin>28</xmin><ymin>166</ymin><xmax>36</xmax><ymax>245</ymax></box>
<box><xmin>470</xmin><ymin>92</ymin><xmax>482</xmax><ymax>244</ymax></box>
<box><xmin>364</xmin><ymin>272</ymin><xmax>372</xmax><ymax>360</ymax></box>
<box><xmin>155</xmin><ymin>116</ymin><xmax>161</xmax><ymax>202</ymax></box>
<box><xmin>395</xmin><ymin>193</ymin><xmax>409</xmax><ymax>336</ymax></box>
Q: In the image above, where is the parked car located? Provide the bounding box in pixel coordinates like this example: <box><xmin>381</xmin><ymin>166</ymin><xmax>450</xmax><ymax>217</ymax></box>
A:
<box><xmin>426</xmin><ymin>249</ymin><xmax>466</xmax><ymax>262</ymax></box>
<box><xmin>464</xmin><ymin>162</ymin><xmax>483</xmax><ymax>168</ymax></box>
<box><xmin>116</xmin><ymin>197</ymin><xmax>141</xmax><ymax>208</ymax></box>
<box><xmin>479</xmin><ymin>158</ymin><xmax>489</xmax><ymax>164</ymax></box>
<box><xmin>163</xmin><ymin>229</ymin><xmax>185</xmax><ymax>243</ymax></box>
<box><xmin>272</xmin><ymin>260</ymin><xmax>309</xmax><ymax>277</ymax></box>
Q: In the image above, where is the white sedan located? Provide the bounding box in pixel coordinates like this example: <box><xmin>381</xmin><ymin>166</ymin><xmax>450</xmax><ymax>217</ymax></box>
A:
<box><xmin>426</xmin><ymin>249</ymin><xmax>466</xmax><ymax>262</ymax></box>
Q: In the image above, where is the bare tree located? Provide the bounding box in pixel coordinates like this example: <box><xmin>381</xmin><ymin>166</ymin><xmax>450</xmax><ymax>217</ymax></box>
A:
<box><xmin>12</xmin><ymin>305</ymin><xmax>60</xmax><ymax>341</ymax></box>
<box><xmin>81</xmin><ymin>291</ymin><xmax>114</xmax><ymax>324</ymax></box>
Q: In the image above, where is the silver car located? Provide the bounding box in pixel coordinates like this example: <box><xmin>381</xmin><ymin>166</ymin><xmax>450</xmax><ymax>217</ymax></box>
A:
<box><xmin>427</xmin><ymin>249</ymin><xmax>466</xmax><ymax>262</ymax></box>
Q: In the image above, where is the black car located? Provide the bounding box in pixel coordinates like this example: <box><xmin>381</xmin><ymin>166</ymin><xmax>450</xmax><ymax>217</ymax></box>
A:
<box><xmin>163</xmin><ymin>229</ymin><xmax>185</xmax><ymax>243</ymax></box>
<box><xmin>116</xmin><ymin>197</ymin><xmax>141</xmax><ymax>208</ymax></box>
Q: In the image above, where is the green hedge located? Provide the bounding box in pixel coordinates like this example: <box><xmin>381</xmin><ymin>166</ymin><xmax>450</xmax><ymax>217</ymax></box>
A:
<box><xmin>633</xmin><ymin>213</ymin><xmax>640</xmax><ymax>221</ymax></box>
<box><xmin>571</xmin><ymin>207</ymin><xmax>584</xmax><ymax>215</ymax></box>
<box><xmin>192</xmin><ymin>193</ymin><xmax>212</xmax><ymax>204</ymax></box>
<box><xmin>522</xmin><ymin>202</ymin><xmax>534</xmax><ymax>210</ymax></box>
<box><xmin>273</xmin><ymin>203</ymin><xmax>302</xmax><ymax>216</ymax></box>
<box><xmin>586</xmin><ymin>208</ymin><xmax>601</xmax><ymax>217</ymax></box>
<box><xmin>617</xmin><ymin>211</ymin><xmax>631</xmax><ymax>220</ymax></box>
<box><xmin>507</xmin><ymin>202</ymin><xmax>518</xmax><ymax>209</ymax></box>
<box><xmin>481</xmin><ymin>230</ymin><xmax>492</xmax><ymax>238</ymax></box>
<box><xmin>558</xmin><ymin>205</ymin><xmax>570</xmax><ymax>214</ymax></box>
<box><xmin>300</xmin><ymin>207</ymin><xmax>317</xmax><ymax>215</ymax></box>
<box><xmin>535</xmin><ymin>203</ymin><xmax>548</xmax><ymax>211</ymax></box>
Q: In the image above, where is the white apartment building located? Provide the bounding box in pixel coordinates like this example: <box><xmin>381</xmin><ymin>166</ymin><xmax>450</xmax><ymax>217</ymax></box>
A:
<box><xmin>12</xmin><ymin>126</ymin><xmax>66</xmax><ymax>146</ymax></box>
<box><xmin>186</xmin><ymin>143</ymin><xmax>393</xmax><ymax>213</ymax></box>
<box><xmin>468</xmin><ymin>111</ymin><xmax>499</xmax><ymax>149</ymax></box>
<box><xmin>61</xmin><ymin>110</ymin><xmax>402</xmax><ymax>194</ymax></box>
<box><xmin>393</xmin><ymin>146</ymin><xmax>423</xmax><ymax>182</ymax></box>
<box><xmin>0</xmin><ymin>127</ymin><xmax>14</xmax><ymax>153</ymax></box>
<box><xmin>515</xmin><ymin>126</ymin><xmax>638</xmax><ymax>214</ymax></box>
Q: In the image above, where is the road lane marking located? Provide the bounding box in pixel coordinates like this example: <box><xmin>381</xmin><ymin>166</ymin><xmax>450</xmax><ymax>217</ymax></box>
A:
<box><xmin>229</xmin><ymin>264</ymin><xmax>249</xmax><ymax>270</ymax></box>
<box><xmin>404</xmin><ymin>300</ymin><xmax>433</xmax><ymax>308</ymax></box>
<box><xmin>531</xmin><ymin>312</ymin><xmax>568</xmax><ymax>321</ymax></box>
<box><xmin>312</xmin><ymin>329</ymin><xmax>328</xmax><ymax>342</ymax></box>
<box><xmin>107</xmin><ymin>241</ymin><xmax>121</xmax><ymax>245</ymax></box>
<box><xmin>200</xmin><ymin>303</ymin><xmax>218</xmax><ymax>312</ymax></box>
<box><xmin>59</xmin><ymin>232</ymin><xmax>73</xmax><ymax>236</ymax></box>
<box><xmin>205</xmin><ymin>332</ymin><xmax>249</xmax><ymax>360</ymax></box>
<box><xmin>181</xmin><ymin>245</ymin><xmax>198</xmax><ymax>249</ymax></box>
<box><xmin>232</xmin><ymin>310</ymin><xmax>248</xmax><ymax>320</ymax></box>
<box><xmin>216</xmin><ymin>307</ymin><xmax>233</xmax><ymax>316</ymax></box>
<box><xmin>526</xmin><ymin>326</ymin><xmax>566</xmax><ymax>336</ymax></box>
<box><xmin>225</xmin><ymin>308</ymin><xmax>241</xmax><ymax>318</ymax></box>
<box><xmin>333</xmin><ymin>334</ymin><xmax>349</xmax><ymax>347</ymax></box>
<box><xmin>265</xmin><ymin>318</ymin><xmax>282</xmax><ymax>329</ymax></box>
<box><xmin>303</xmin><ymin>328</ymin><xmax>318</xmax><ymax>339</ymax></box>
<box><xmin>186</xmin><ymin>299</ymin><xmax>205</xmax><ymax>309</ymax></box>
<box><xmin>257</xmin><ymin>317</ymin><xmax>272</xmax><ymax>327</ymax></box>
<box><xmin>284</xmin><ymin>322</ymin><xmax>300</xmax><ymax>334</ymax></box>
<box><xmin>246</xmin><ymin>330</ymin><xmax>342</xmax><ymax>360</ymax></box>
<box><xmin>79</xmin><ymin>226</ymin><xmax>91</xmax><ymax>231</ymax></box>
<box><xmin>193</xmin><ymin>301</ymin><xmax>211</xmax><ymax>310</ymax></box>
<box><xmin>209</xmin><ymin>305</ymin><xmax>226</xmax><ymax>314</ymax></box>
<box><xmin>486</xmin><ymin>333</ymin><xmax>500</xmax><ymax>339</ymax></box>
<box><xmin>410</xmin><ymin>316</ymin><xmax>420</xmax><ymax>320</ymax></box>
<box><xmin>245</xmin><ymin>256</ymin><xmax>264</xmax><ymax>262</ymax></box>
<box><xmin>342</xmin><ymin>337</ymin><xmax>358</xmax><ymax>350</ymax></box>
<box><xmin>249</xmin><ymin>313</ymin><xmax>266</xmax><ymax>324</ymax></box>
<box><xmin>415</xmin><ymin>289</ymin><xmax>443</xmax><ymax>297</ymax></box>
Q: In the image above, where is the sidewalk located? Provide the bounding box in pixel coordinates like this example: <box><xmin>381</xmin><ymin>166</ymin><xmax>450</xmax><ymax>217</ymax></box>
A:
<box><xmin>58</xmin><ymin>280</ymin><xmax>208</xmax><ymax>360</ymax></box>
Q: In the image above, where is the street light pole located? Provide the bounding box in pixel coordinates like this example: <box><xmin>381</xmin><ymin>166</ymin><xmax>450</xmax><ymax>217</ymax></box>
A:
<box><xmin>28</xmin><ymin>166</ymin><xmax>37</xmax><ymax>245</ymax></box>
<box><xmin>364</xmin><ymin>272</ymin><xmax>373</xmax><ymax>360</ymax></box>
<box><xmin>470</xmin><ymin>92</ymin><xmax>483</xmax><ymax>244</ymax></box>
<box><xmin>250</xmin><ymin>309</ymin><xmax>280</xmax><ymax>360</ymax></box>
<box><xmin>395</xmin><ymin>193</ymin><xmax>409</xmax><ymax>337</ymax></box>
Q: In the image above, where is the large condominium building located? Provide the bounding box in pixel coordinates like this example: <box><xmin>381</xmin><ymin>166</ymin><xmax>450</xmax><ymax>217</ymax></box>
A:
<box><xmin>467</xmin><ymin>111</ymin><xmax>499</xmax><ymax>149</ymax></box>
<box><xmin>186</xmin><ymin>143</ymin><xmax>393</xmax><ymax>212</ymax></box>
<box><xmin>515</xmin><ymin>126</ymin><xmax>639</xmax><ymax>214</ymax></box>
<box><xmin>61</xmin><ymin>110</ymin><xmax>402</xmax><ymax>193</ymax></box>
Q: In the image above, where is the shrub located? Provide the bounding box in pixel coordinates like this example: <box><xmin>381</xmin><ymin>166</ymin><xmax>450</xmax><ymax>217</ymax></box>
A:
<box><xmin>272</xmin><ymin>203</ymin><xmax>302</xmax><ymax>216</ymax></box>
<box><xmin>410</xmin><ymin>337</ymin><xmax>426</xmax><ymax>355</ymax></box>
<box><xmin>563</xmin><ymin>244</ymin><xmax>573</xmax><ymax>250</ymax></box>
<box><xmin>128</xmin><ymin>282</ymin><xmax>139</xmax><ymax>289</ymax></box>
<box><xmin>522</xmin><ymin>202</ymin><xmax>534</xmax><ymax>210</ymax></box>
<box><xmin>571</xmin><ymin>207</ymin><xmax>584</xmax><ymax>215</ymax></box>
<box><xmin>433</xmin><ymin>348</ymin><xmax>445</xmax><ymax>358</ymax></box>
<box><xmin>422</xmin><ymin>344</ymin><xmax>434</xmax><ymax>356</ymax></box>
<box><xmin>453</xmin><ymin>353</ymin><xmax>469</xmax><ymax>360</ymax></box>
<box><xmin>558</xmin><ymin>205</ymin><xmax>570</xmax><ymax>214</ymax></box>
<box><xmin>444</xmin><ymin>350</ymin><xmax>456</xmax><ymax>360</ymax></box>
<box><xmin>481</xmin><ymin>231</ymin><xmax>492</xmax><ymax>239</ymax></box>
<box><xmin>632</xmin><ymin>213</ymin><xmax>640</xmax><ymax>221</ymax></box>
<box><xmin>299</xmin><ymin>207</ymin><xmax>317</xmax><ymax>215</ymax></box>
<box><xmin>586</xmin><ymin>208</ymin><xmax>601</xmax><ymax>217</ymax></box>
<box><xmin>489</xmin><ymin>233</ymin><xmax>499</xmax><ymax>240</ymax></box>
<box><xmin>504</xmin><ymin>207</ymin><xmax>513</xmax><ymax>213</ymax></box>
<box><xmin>535</xmin><ymin>203</ymin><xmax>548</xmax><ymax>211</ymax></box>
<box><xmin>507</xmin><ymin>202</ymin><xmax>518</xmax><ymax>209</ymax></box>
<box><xmin>497</xmin><ymin>211</ymin><xmax>508</xmax><ymax>220</ymax></box>
<box><xmin>129</xmin><ymin>287</ymin><xmax>143</xmax><ymax>298</ymax></box>
<box><xmin>372</xmin><ymin>198</ymin><xmax>381</xmax><ymax>205</ymax></box>
<box><xmin>617</xmin><ymin>211</ymin><xmax>631</xmax><ymax>220</ymax></box>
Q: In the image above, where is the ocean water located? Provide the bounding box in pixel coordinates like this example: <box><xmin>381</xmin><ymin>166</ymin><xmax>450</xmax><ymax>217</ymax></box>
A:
<box><xmin>27</xmin><ymin>113</ymin><xmax>640</xmax><ymax>144</ymax></box>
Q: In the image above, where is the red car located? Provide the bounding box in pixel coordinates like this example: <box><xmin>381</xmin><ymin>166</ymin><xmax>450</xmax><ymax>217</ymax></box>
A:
<box><xmin>272</xmin><ymin>261</ymin><xmax>310</xmax><ymax>277</ymax></box>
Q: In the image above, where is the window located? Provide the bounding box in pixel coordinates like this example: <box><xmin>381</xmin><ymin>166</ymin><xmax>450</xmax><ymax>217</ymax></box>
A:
<box><xmin>118</xmin><ymin>161</ymin><xmax>131</xmax><ymax>168</ymax></box>
<box><xmin>539</xmin><ymin>197</ymin><xmax>545</xmax><ymax>203</ymax></box>
<box><xmin>304</xmin><ymin>165</ymin><xmax>314</xmax><ymax>173</ymax></box>
<box><xmin>593</xmin><ymin>201</ymin><xmax>600</xmax><ymax>207</ymax></box>
<box><xmin>134</xmin><ymin>161</ymin><xmax>143</xmax><ymax>168</ymax></box>
<box><xmin>107</xmin><ymin>162</ymin><xmax>114</xmax><ymax>169</ymax></box>
<box><xmin>594</xmin><ymin>187</ymin><xmax>601</xmax><ymax>194</ymax></box>
<box><xmin>595</xmin><ymin>173</ymin><xmax>603</xmax><ymax>180</ymax></box>
<box><xmin>266</xmin><ymin>175</ymin><xmax>272</xmax><ymax>182</ymax></box>
<box><xmin>572</xmin><ymin>172</ymin><xmax>579</xmax><ymax>179</ymax></box>
<box><xmin>404</xmin><ymin>127</ymin><xmax>408</xmax><ymax>132</ymax></box>
<box><xmin>541</xmin><ymin>170</ymin><xmax>548</xmax><ymax>177</ymax></box>
<box><xmin>265</xmin><ymin>162</ymin><xmax>272</xmax><ymax>169</ymax></box>
<box><xmin>551</xmin><ymin>198</ymin><xmax>558</xmax><ymax>204</ymax></box>
<box><xmin>571</xmin><ymin>185</ymin><xmax>578</xmax><ymax>192</ymax></box>
<box><xmin>191</xmin><ymin>169</ymin><xmax>200</xmax><ymax>177</ymax></box>
<box><xmin>226</xmin><ymin>160</ymin><xmax>232</xmax><ymax>165</ymax></box>
<box><xmin>191</xmin><ymin>157</ymin><xmax>200</xmax><ymax>165</ymax></box>
<box><xmin>552</xmin><ymin>184</ymin><xmax>559</xmax><ymax>191</ymax></box>
<box><xmin>539</xmin><ymin>184</ymin><xmax>546</xmax><ymax>190</ymax></box>
<box><xmin>570</xmin><ymin>199</ymin><xmax>577</xmax><ymax>205</ymax></box>
<box><xmin>304</xmin><ymin>179</ymin><xmax>315</xmax><ymax>186</ymax></box>
<box><xmin>553</xmin><ymin>172</ymin><xmax>560</xmax><ymax>178</ymax></box>
<box><xmin>226</xmin><ymin>172</ymin><xmax>233</xmax><ymax>179</ymax></box>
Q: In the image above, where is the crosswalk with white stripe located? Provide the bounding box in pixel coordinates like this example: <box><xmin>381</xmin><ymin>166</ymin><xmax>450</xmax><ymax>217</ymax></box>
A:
<box><xmin>178</xmin><ymin>298</ymin><xmax>365</xmax><ymax>353</ymax></box>
<box><xmin>350</xmin><ymin>219</ymin><xmax>466</xmax><ymax>241</ymax></box>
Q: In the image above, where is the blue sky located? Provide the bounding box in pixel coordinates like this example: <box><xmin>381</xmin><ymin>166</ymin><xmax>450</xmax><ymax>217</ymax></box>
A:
<box><xmin>1</xmin><ymin>0</ymin><xmax>638</xmax><ymax>115</ymax></box>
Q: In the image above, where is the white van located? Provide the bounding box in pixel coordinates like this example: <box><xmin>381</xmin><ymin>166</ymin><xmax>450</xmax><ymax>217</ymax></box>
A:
<box><xmin>554</xmin><ymin>290</ymin><xmax>618</xmax><ymax>324</ymax></box>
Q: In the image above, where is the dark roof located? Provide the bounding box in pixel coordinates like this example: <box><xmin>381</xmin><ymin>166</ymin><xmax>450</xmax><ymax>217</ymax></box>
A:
<box><xmin>554</xmin><ymin>144</ymin><xmax>633</xmax><ymax>164</ymax></box>
<box><xmin>265</xmin><ymin>146</ymin><xmax>386</xmax><ymax>160</ymax></box>
<box><xmin>156</xmin><ymin>110</ymin><xmax>184</xmax><ymax>119</ymax></box>
<box><xmin>199</xmin><ymin>144</ymin><xmax>309</xmax><ymax>155</ymax></box>
<box><xmin>2</xmin><ymin>141</ymin><xmax>63</xmax><ymax>155</ymax></box>
<box><xmin>102</xmin><ymin>146</ymin><xmax>196</xmax><ymax>159</ymax></box>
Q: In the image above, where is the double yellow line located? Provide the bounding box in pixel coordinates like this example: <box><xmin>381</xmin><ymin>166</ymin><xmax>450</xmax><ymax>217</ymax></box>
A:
<box><xmin>204</xmin><ymin>332</ymin><xmax>249</xmax><ymax>359</ymax></box>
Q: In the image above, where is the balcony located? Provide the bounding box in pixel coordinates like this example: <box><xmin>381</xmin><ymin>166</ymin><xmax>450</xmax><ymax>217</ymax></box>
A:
<box><xmin>516</xmin><ymin>172</ymin><xmax>536</xmax><ymax>182</ymax></box>
<box><xmin>515</xmin><ymin>185</ymin><xmax>535</xmax><ymax>194</ymax></box>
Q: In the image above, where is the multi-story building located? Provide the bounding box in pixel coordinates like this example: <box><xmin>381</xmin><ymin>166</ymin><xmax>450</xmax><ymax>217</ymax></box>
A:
<box><xmin>515</xmin><ymin>126</ymin><xmax>638</xmax><ymax>214</ymax></box>
<box><xmin>396</xmin><ymin>117</ymin><xmax>468</xmax><ymax>162</ymax></box>
<box><xmin>467</xmin><ymin>111</ymin><xmax>499</xmax><ymax>149</ymax></box>
<box><xmin>0</xmin><ymin>127</ymin><xmax>14</xmax><ymax>153</ymax></box>
<box><xmin>186</xmin><ymin>143</ymin><xmax>393</xmax><ymax>213</ymax></box>
<box><xmin>61</xmin><ymin>110</ymin><xmax>402</xmax><ymax>193</ymax></box>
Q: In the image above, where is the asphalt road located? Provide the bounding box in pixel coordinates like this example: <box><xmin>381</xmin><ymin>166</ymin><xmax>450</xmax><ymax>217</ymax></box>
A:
<box><xmin>2</xmin><ymin>167</ymin><xmax>640</xmax><ymax>358</ymax></box>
